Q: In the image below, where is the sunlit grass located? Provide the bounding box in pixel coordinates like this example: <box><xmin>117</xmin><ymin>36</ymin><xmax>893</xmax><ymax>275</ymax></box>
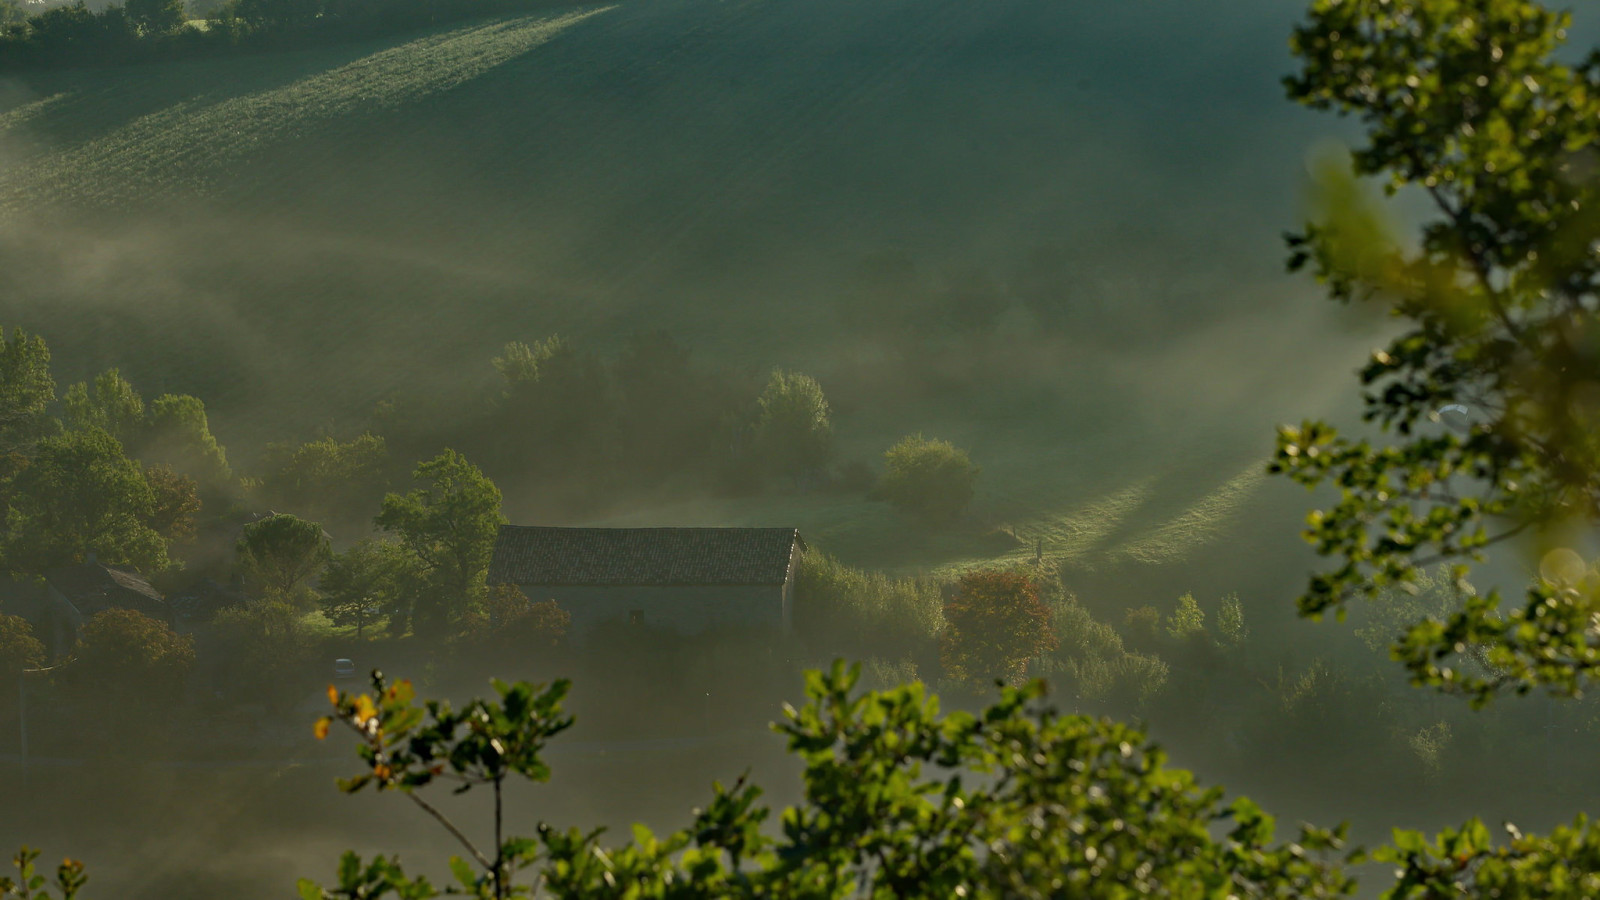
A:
<box><xmin>0</xmin><ymin>5</ymin><xmax>612</xmax><ymax>207</ymax></box>
<box><xmin>1108</xmin><ymin>461</ymin><xmax>1267</xmax><ymax>566</ymax></box>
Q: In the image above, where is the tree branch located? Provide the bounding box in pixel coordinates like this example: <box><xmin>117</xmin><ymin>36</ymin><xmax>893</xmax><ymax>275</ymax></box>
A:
<box><xmin>404</xmin><ymin>790</ymin><xmax>492</xmax><ymax>872</ymax></box>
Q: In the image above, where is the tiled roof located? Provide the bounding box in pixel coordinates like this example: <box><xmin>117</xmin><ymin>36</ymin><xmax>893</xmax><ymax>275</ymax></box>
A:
<box><xmin>488</xmin><ymin>526</ymin><xmax>802</xmax><ymax>586</ymax></box>
<box><xmin>45</xmin><ymin>562</ymin><xmax>166</xmax><ymax>618</ymax></box>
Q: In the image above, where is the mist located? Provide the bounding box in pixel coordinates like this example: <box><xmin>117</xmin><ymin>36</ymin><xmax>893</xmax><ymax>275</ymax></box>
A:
<box><xmin>0</xmin><ymin>0</ymin><xmax>1590</xmax><ymax>896</ymax></box>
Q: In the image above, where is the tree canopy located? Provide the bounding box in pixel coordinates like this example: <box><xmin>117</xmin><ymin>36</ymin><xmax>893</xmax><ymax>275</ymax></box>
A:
<box><xmin>0</xmin><ymin>326</ymin><xmax>54</xmax><ymax>451</ymax></box>
<box><xmin>376</xmin><ymin>450</ymin><xmax>504</xmax><ymax>635</ymax></box>
<box><xmin>237</xmin><ymin>513</ymin><xmax>332</xmax><ymax>601</ymax></box>
<box><xmin>752</xmin><ymin>369</ymin><xmax>833</xmax><ymax>480</ymax></box>
<box><xmin>2</xmin><ymin>427</ymin><xmax>170</xmax><ymax>575</ymax></box>
<box><xmin>1276</xmin><ymin>0</ymin><xmax>1600</xmax><ymax>704</ymax></box>
<box><xmin>940</xmin><ymin>569</ymin><xmax>1057</xmax><ymax>686</ymax></box>
<box><xmin>303</xmin><ymin>663</ymin><xmax>1357</xmax><ymax>900</ymax></box>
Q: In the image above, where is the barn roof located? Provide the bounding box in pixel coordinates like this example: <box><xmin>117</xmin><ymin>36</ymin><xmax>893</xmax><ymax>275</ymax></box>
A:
<box><xmin>44</xmin><ymin>561</ymin><xmax>167</xmax><ymax>619</ymax></box>
<box><xmin>488</xmin><ymin>526</ymin><xmax>803</xmax><ymax>586</ymax></box>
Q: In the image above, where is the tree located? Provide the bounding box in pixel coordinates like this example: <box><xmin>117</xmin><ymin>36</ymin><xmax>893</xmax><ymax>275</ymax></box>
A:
<box><xmin>1166</xmin><ymin>592</ymin><xmax>1206</xmax><ymax>641</ymax></box>
<box><xmin>318</xmin><ymin>538</ymin><xmax>420</xmax><ymax>637</ymax></box>
<box><xmin>752</xmin><ymin>369</ymin><xmax>833</xmax><ymax>481</ymax></box>
<box><xmin>142</xmin><ymin>465</ymin><xmax>200</xmax><ymax>544</ymax></box>
<box><xmin>877</xmin><ymin>433</ymin><xmax>979</xmax><ymax>524</ymax></box>
<box><xmin>376</xmin><ymin>450</ymin><xmax>504</xmax><ymax>636</ymax></box>
<box><xmin>143</xmin><ymin>394</ymin><xmax>231</xmax><ymax>487</ymax></box>
<box><xmin>0</xmin><ymin>614</ymin><xmax>44</xmax><ymax>674</ymax></box>
<box><xmin>2</xmin><ymin>428</ymin><xmax>170</xmax><ymax>576</ymax></box>
<box><xmin>62</xmin><ymin>369</ymin><xmax>144</xmax><ymax>446</ymax></box>
<box><xmin>1274</xmin><ymin>0</ymin><xmax>1600</xmax><ymax>705</ymax></box>
<box><xmin>257</xmin><ymin>433</ymin><xmax>387</xmax><ymax>528</ymax></box>
<box><xmin>236</xmin><ymin>513</ymin><xmax>331</xmax><ymax>602</ymax></box>
<box><xmin>68</xmin><ymin>608</ymin><xmax>193</xmax><ymax>716</ymax></box>
<box><xmin>1217</xmin><ymin>593</ymin><xmax>1249</xmax><ymax>647</ymax></box>
<box><xmin>484</xmin><ymin>585</ymin><xmax>569</xmax><ymax>648</ymax></box>
<box><xmin>0</xmin><ymin>326</ymin><xmax>55</xmax><ymax>451</ymax></box>
<box><xmin>211</xmin><ymin>599</ymin><xmax>313</xmax><ymax>712</ymax></box>
<box><xmin>302</xmin><ymin>663</ymin><xmax>1357</xmax><ymax>899</ymax></box>
<box><xmin>123</xmin><ymin>0</ymin><xmax>185</xmax><ymax>33</ymax></box>
<box><xmin>232</xmin><ymin>0</ymin><xmax>320</xmax><ymax>29</ymax></box>
<box><xmin>1272</xmin><ymin>0</ymin><xmax>1600</xmax><ymax>885</ymax></box>
<box><xmin>940</xmin><ymin>569</ymin><xmax>1057</xmax><ymax>686</ymax></box>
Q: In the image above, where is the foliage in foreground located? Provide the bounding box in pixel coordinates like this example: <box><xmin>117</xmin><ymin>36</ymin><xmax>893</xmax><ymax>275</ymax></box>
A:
<box><xmin>0</xmin><ymin>848</ymin><xmax>85</xmax><ymax>900</ymax></box>
<box><xmin>1276</xmin><ymin>0</ymin><xmax>1600</xmax><ymax>704</ymax></box>
<box><xmin>300</xmin><ymin>663</ymin><xmax>1357</xmax><ymax>899</ymax></box>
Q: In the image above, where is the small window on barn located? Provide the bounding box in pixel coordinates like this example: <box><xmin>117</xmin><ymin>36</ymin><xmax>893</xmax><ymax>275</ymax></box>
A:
<box><xmin>629</xmin><ymin>609</ymin><xmax>644</xmax><ymax>625</ymax></box>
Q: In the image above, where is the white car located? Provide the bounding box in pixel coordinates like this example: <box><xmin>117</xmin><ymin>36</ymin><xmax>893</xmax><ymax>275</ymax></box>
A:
<box><xmin>333</xmin><ymin>658</ymin><xmax>357</xmax><ymax>680</ymax></box>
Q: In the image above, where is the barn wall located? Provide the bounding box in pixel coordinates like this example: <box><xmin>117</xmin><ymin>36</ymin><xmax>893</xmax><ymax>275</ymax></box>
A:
<box><xmin>517</xmin><ymin>584</ymin><xmax>785</xmax><ymax>636</ymax></box>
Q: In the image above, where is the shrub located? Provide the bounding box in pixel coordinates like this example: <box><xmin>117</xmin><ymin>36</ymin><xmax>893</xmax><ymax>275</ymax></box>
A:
<box><xmin>1166</xmin><ymin>592</ymin><xmax>1206</xmax><ymax>641</ymax></box>
<box><xmin>752</xmin><ymin>369</ymin><xmax>833</xmax><ymax>480</ymax></box>
<box><xmin>940</xmin><ymin>569</ymin><xmax>1057</xmax><ymax>686</ymax></box>
<box><xmin>1122</xmin><ymin>605</ymin><xmax>1162</xmax><ymax>651</ymax></box>
<box><xmin>0</xmin><ymin>612</ymin><xmax>44</xmax><ymax>673</ymax></box>
<box><xmin>877</xmin><ymin>433</ymin><xmax>978</xmax><ymax>524</ymax></box>
<box><xmin>794</xmin><ymin>551</ymin><xmax>943</xmax><ymax>660</ymax></box>
<box><xmin>1217</xmin><ymin>592</ymin><xmax>1248</xmax><ymax>647</ymax></box>
<box><xmin>212</xmin><ymin>599</ymin><xmax>315</xmax><ymax>712</ymax></box>
<box><xmin>1047</xmin><ymin>599</ymin><xmax>1168</xmax><ymax>709</ymax></box>
<box><xmin>485</xmin><ymin>585</ymin><xmax>570</xmax><ymax>648</ymax></box>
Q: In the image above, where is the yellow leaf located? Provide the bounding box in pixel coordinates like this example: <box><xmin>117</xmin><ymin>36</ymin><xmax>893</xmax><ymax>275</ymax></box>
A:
<box><xmin>326</xmin><ymin>684</ymin><xmax>338</xmax><ymax>706</ymax></box>
<box><xmin>313</xmin><ymin>717</ymin><xmax>332</xmax><ymax>741</ymax></box>
<box><xmin>354</xmin><ymin>695</ymin><xmax>378</xmax><ymax>726</ymax></box>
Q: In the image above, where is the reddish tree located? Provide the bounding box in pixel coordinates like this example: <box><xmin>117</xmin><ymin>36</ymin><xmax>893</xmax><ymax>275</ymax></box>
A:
<box><xmin>940</xmin><ymin>570</ymin><xmax>1057</xmax><ymax>686</ymax></box>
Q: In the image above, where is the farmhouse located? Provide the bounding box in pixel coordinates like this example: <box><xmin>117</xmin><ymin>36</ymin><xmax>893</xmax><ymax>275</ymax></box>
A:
<box><xmin>0</xmin><ymin>559</ymin><xmax>170</xmax><ymax>661</ymax></box>
<box><xmin>487</xmin><ymin>526</ymin><xmax>804</xmax><ymax>637</ymax></box>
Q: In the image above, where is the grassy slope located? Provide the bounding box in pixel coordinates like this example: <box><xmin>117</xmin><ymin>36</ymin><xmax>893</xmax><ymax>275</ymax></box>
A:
<box><xmin>0</xmin><ymin>0</ymin><xmax>1383</xmax><ymax>611</ymax></box>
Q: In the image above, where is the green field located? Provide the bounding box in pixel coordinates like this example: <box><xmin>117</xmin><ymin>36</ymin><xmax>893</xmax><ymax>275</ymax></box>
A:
<box><xmin>0</xmin><ymin>0</ymin><xmax>1385</xmax><ymax>598</ymax></box>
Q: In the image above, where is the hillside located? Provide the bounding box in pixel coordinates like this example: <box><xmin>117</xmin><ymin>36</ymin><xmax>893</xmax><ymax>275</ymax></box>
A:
<box><xmin>0</xmin><ymin>0</ymin><xmax>1386</xmax><ymax>594</ymax></box>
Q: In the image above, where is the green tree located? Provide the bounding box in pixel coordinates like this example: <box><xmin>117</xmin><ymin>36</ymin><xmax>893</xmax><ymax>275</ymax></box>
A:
<box><xmin>1275</xmin><ymin>0</ymin><xmax>1600</xmax><ymax>705</ymax></box>
<box><xmin>143</xmin><ymin>394</ymin><xmax>231</xmax><ymax>487</ymax></box>
<box><xmin>0</xmin><ymin>613</ymin><xmax>44</xmax><ymax>674</ymax></box>
<box><xmin>212</xmin><ymin>599</ymin><xmax>314</xmax><ymax>712</ymax></box>
<box><xmin>303</xmin><ymin>664</ymin><xmax>1357</xmax><ymax>899</ymax></box>
<box><xmin>940</xmin><ymin>569</ymin><xmax>1057</xmax><ymax>687</ymax></box>
<box><xmin>1217</xmin><ymin>593</ymin><xmax>1248</xmax><ymax>647</ymax></box>
<box><xmin>257</xmin><ymin>433</ymin><xmax>387</xmax><ymax>527</ymax></box>
<box><xmin>62</xmin><ymin>369</ymin><xmax>144</xmax><ymax>446</ymax></box>
<box><xmin>752</xmin><ymin>369</ymin><xmax>833</xmax><ymax>480</ymax></box>
<box><xmin>1046</xmin><ymin>599</ymin><xmax>1169</xmax><ymax>710</ymax></box>
<box><xmin>878</xmin><ymin>433</ymin><xmax>979</xmax><ymax>524</ymax></box>
<box><xmin>2</xmin><ymin>428</ymin><xmax>170</xmax><ymax>575</ymax></box>
<box><xmin>0</xmin><ymin>326</ymin><xmax>55</xmax><ymax>451</ymax></box>
<box><xmin>376</xmin><ymin>450</ymin><xmax>504</xmax><ymax>636</ymax></box>
<box><xmin>318</xmin><ymin>539</ymin><xmax>420</xmax><ymax>637</ymax></box>
<box><xmin>1166</xmin><ymin>592</ymin><xmax>1206</xmax><ymax>641</ymax></box>
<box><xmin>236</xmin><ymin>513</ymin><xmax>331</xmax><ymax>602</ymax></box>
<box><xmin>123</xmin><ymin>0</ymin><xmax>184</xmax><ymax>33</ymax></box>
<box><xmin>1273</xmin><ymin>0</ymin><xmax>1600</xmax><ymax>885</ymax></box>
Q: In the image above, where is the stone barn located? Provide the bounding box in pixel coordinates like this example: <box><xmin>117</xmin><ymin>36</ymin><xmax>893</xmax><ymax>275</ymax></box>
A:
<box><xmin>486</xmin><ymin>526</ymin><xmax>804</xmax><ymax>637</ymax></box>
